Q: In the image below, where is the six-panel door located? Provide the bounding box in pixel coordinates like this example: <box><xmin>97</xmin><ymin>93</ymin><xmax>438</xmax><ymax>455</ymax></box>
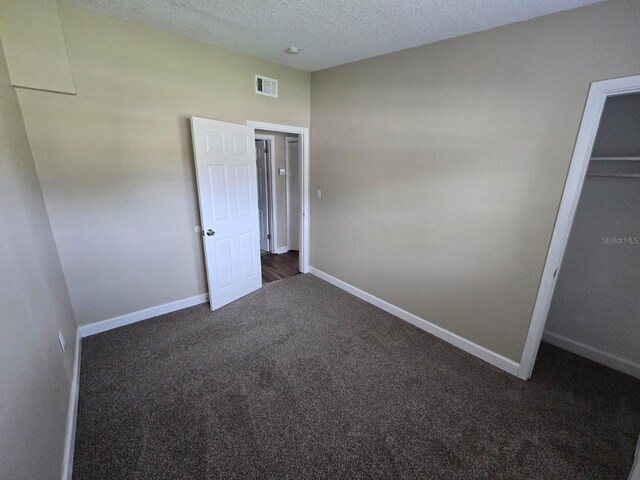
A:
<box><xmin>191</xmin><ymin>117</ymin><xmax>262</xmax><ymax>310</ymax></box>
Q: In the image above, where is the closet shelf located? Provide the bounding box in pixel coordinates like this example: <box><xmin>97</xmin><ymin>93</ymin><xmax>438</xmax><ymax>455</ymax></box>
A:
<box><xmin>587</xmin><ymin>173</ymin><xmax>640</xmax><ymax>178</ymax></box>
<box><xmin>590</xmin><ymin>156</ymin><xmax>640</xmax><ymax>161</ymax></box>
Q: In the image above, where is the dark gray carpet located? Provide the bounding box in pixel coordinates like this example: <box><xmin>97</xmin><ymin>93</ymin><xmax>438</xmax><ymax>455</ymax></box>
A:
<box><xmin>73</xmin><ymin>274</ymin><xmax>640</xmax><ymax>479</ymax></box>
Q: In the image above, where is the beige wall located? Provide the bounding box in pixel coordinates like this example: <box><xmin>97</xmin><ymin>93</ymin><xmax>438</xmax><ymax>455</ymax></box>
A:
<box><xmin>256</xmin><ymin>130</ymin><xmax>300</xmax><ymax>250</ymax></box>
<box><xmin>16</xmin><ymin>4</ymin><xmax>310</xmax><ymax>326</ymax></box>
<box><xmin>0</xmin><ymin>0</ymin><xmax>76</xmax><ymax>93</ymax></box>
<box><xmin>310</xmin><ymin>0</ymin><xmax>640</xmax><ymax>362</ymax></box>
<box><xmin>0</xmin><ymin>37</ymin><xmax>77</xmax><ymax>479</ymax></box>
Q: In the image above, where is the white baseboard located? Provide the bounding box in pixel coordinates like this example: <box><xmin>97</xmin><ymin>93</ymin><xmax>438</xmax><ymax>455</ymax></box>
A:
<box><xmin>543</xmin><ymin>331</ymin><xmax>640</xmax><ymax>379</ymax></box>
<box><xmin>273</xmin><ymin>246</ymin><xmax>289</xmax><ymax>254</ymax></box>
<box><xmin>78</xmin><ymin>293</ymin><xmax>208</xmax><ymax>338</ymax></box>
<box><xmin>61</xmin><ymin>330</ymin><xmax>81</xmax><ymax>480</ymax></box>
<box><xmin>309</xmin><ymin>267</ymin><xmax>520</xmax><ymax>377</ymax></box>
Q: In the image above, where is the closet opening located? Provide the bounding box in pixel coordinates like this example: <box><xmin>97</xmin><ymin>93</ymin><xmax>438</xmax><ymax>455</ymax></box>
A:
<box><xmin>519</xmin><ymin>74</ymin><xmax>640</xmax><ymax>383</ymax></box>
<box><xmin>520</xmin><ymin>85</ymin><xmax>640</xmax><ymax>479</ymax></box>
<box><xmin>542</xmin><ymin>91</ymin><xmax>640</xmax><ymax>378</ymax></box>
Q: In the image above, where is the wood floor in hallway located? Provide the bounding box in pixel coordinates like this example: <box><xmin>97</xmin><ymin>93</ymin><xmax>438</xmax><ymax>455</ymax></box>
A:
<box><xmin>261</xmin><ymin>250</ymin><xmax>299</xmax><ymax>284</ymax></box>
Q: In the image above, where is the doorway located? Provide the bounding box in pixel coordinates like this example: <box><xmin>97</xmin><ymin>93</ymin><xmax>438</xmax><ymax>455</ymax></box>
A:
<box><xmin>249</xmin><ymin>121</ymin><xmax>310</xmax><ymax>276</ymax></box>
<box><xmin>519</xmin><ymin>74</ymin><xmax>640</xmax><ymax>380</ymax></box>
<box><xmin>254</xmin><ymin>128</ymin><xmax>303</xmax><ymax>284</ymax></box>
<box><xmin>191</xmin><ymin>117</ymin><xmax>309</xmax><ymax>310</ymax></box>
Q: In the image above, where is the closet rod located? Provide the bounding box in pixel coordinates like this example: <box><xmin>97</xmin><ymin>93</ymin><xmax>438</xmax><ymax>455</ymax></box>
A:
<box><xmin>586</xmin><ymin>173</ymin><xmax>640</xmax><ymax>178</ymax></box>
<box><xmin>590</xmin><ymin>156</ymin><xmax>640</xmax><ymax>161</ymax></box>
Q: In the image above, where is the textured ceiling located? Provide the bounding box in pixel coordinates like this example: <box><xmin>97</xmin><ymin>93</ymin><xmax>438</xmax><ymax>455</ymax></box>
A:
<box><xmin>61</xmin><ymin>0</ymin><xmax>603</xmax><ymax>71</ymax></box>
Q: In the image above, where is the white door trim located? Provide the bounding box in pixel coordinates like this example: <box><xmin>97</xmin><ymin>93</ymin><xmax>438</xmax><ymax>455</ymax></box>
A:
<box><xmin>518</xmin><ymin>74</ymin><xmax>640</xmax><ymax>380</ymax></box>
<box><xmin>255</xmin><ymin>134</ymin><xmax>278</xmax><ymax>254</ymax></box>
<box><xmin>62</xmin><ymin>331</ymin><xmax>82</xmax><ymax>480</ymax></box>
<box><xmin>248</xmin><ymin>121</ymin><xmax>310</xmax><ymax>273</ymax></box>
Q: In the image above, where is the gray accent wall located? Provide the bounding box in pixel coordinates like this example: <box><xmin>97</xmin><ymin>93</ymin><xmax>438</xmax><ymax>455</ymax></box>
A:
<box><xmin>310</xmin><ymin>0</ymin><xmax>640</xmax><ymax>362</ymax></box>
<box><xmin>0</xmin><ymin>38</ymin><xmax>77</xmax><ymax>479</ymax></box>
<box><xmin>545</xmin><ymin>93</ymin><xmax>640</xmax><ymax>370</ymax></box>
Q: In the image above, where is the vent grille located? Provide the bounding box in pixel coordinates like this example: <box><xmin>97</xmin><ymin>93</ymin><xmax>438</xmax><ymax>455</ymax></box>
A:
<box><xmin>255</xmin><ymin>75</ymin><xmax>278</xmax><ymax>98</ymax></box>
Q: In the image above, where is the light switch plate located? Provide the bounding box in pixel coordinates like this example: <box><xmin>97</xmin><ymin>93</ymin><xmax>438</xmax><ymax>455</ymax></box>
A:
<box><xmin>278</xmin><ymin>168</ymin><xmax>286</xmax><ymax>176</ymax></box>
<box><xmin>316</xmin><ymin>189</ymin><xmax>322</xmax><ymax>199</ymax></box>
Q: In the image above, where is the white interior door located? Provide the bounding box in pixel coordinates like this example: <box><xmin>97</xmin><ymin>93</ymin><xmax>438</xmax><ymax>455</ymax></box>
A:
<box><xmin>286</xmin><ymin>138</ymin><xmax>301</xmax><ymax>250</ymax></box>
<box><xmin>255</xmin><ymin>140</ymin><xmax>270</xmax><ymax>251</ymax></box>
<box><xmin>191</xmin><ymin>117</ymin><xmax>262</xmax><ymax>310</ymax></box>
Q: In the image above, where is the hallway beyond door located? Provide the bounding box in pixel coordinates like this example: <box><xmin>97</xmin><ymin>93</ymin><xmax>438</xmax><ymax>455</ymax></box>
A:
<box><xmin>261</xmin><ymin>251</ymin><xmax>299</xmax><ymax>284</ymax></box>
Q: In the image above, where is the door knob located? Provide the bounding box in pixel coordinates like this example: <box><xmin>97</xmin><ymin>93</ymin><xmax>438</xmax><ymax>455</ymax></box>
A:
<box><xmin>206</xmin><ymin>229</ymin><xmax>215</xmax><ymax>236</ymax></box>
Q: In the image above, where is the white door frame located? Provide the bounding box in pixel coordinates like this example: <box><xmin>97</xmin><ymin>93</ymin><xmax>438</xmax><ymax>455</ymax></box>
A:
<box><xmin>255</xmin><ymin>134</ymin><xmax>278</xmax><ymax>254</ymax></box>
<box><xmin>248</xmin><ymin>121</ymin><xmax>310</xmax><ymax>274</ymax></box>
<box><xmin>285</xmin><ymin>136</ymin><xmax>300</xmax><ymax>249</ymax></box>
<box><xmin>518</xmin><ymin>74</ymin><xmax>640</xmax><ymax>380</ymax></box>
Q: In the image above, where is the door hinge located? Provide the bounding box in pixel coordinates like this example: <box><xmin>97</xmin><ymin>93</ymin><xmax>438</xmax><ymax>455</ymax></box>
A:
<box><xmin>267</xmin><ymin>234</ymin><xmax>271</xmax><ymax>240</ymax></box>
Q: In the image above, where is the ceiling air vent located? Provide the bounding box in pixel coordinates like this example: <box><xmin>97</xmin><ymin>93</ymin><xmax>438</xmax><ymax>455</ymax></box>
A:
<box><xmin>255</xmin><ymin>74</ymin><xmax>278</xmax><ymax>98</ymax></box>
